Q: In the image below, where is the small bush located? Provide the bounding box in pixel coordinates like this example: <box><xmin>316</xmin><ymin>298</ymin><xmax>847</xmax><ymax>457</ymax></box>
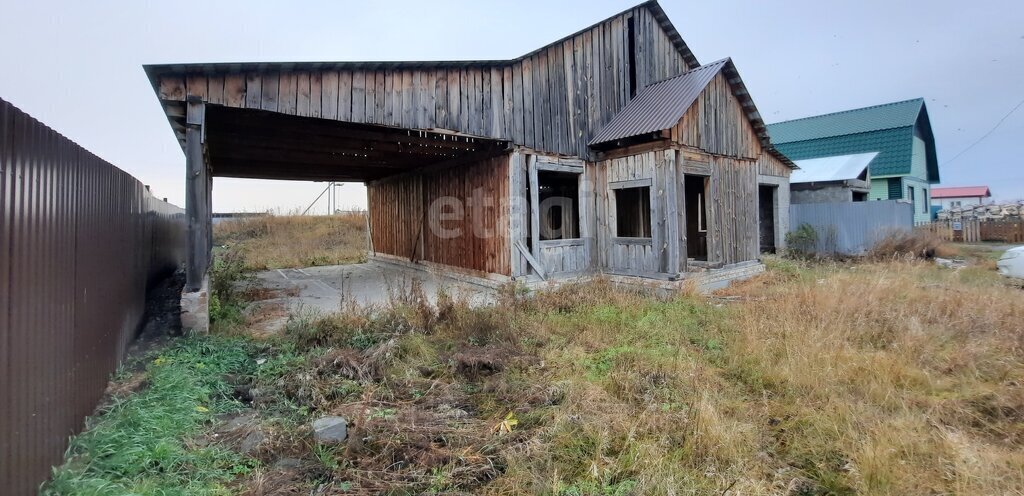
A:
<box><xmin>785</xmin><ymin>223</ymin><xmax>818</xmax><ymax>258</ymax></box>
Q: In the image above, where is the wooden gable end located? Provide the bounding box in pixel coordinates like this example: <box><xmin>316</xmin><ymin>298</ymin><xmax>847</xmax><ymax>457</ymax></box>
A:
<box><xmin>154</xmin><ymin>5</ymin><xmax>693</xmax><ymax>160</ymax></box>
<box><xmin>671</xmin><ymin>71</ymin><xmax>762</xmax><ymax>161</ymax></box>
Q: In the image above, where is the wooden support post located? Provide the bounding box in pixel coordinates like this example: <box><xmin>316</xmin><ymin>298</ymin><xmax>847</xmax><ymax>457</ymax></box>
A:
<box><xmin>527</xmin><ymin>155</ymin><xmax>541</xmax><ymax>270</ymax></box>
<box><xmin>664</xmin><ymin>150</ymin><xmax>681</xmax><ymax>274</ymax></box>
<box><xmin>185</xmin><ymin>97</ymin><xmax>208</xmax><ymax>292</ymax></box>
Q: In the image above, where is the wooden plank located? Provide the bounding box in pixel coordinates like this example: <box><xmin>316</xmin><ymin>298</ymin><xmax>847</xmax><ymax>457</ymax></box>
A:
<box><xmin>321</xmin><ymin>71</ymin><xmax>339</xmax><ymax>119</ymax></box>
<box><xmin>351</xmin><ymin>70</ymin><xmax>366</xmax><ymax>122</ymax></box>
<box><xmin>420</xmin><ymin>70</ymin><xmax>435</xmax><ymax>129</ymax></box>
<box><xmin>385</xmin><ymin>69</ymin><xmax>398</xmax><ymax>126</ymax></box>
<box><xmin>491</xmin><ymin>66</ymin><xmax>505</xmax><ymax>138</ymax></box>
<box><xmin>244</xmin><ymin>73</ymin><xmax>262</xmax><ymax>108</ymax></box>
<box><xmin>511</xmin><ymin>64</ymin><xmax>523</xmax><ymax>144</ymax></box>
<box><xmin>521</xmin><ymin>58</ymin><xmax>535</xmax><ymax>148</ymax></box>
<box><xmin>207</xmin><ymin>75</ymin><xmax>225</xmax><ymax>104</ymax></box>
<box><xmin>186</xmin><ymin>75</ymin><xmax>208</xmax><ymax>101</ymax></box>
<box><xmin>260</xmin><ymin>73</ymin><xmax>280</xmax><ymax>112</ymax></box>
<box><xmin>435</xmin><ymin>70</ymin><xmax>448</xmax><ymax>129</ymax></box>
<box><xmin>401</xmin><ymin>70</ymin><xmax>414</xmax><ymax>128</ymax></box>
<box><xmin>296</xmin><ymin>72</ymin><xmax>311</xmax><ymax>116</ymax></box>
<box><xmin>185</xmin><ymin>99</ymin><xmax>207</xmax><ymax>291</ymax></box>
<box><xmin>338</xmin><ymin>70</ymin><xmax>353</xmax><ymax>121</ymax></box>
<box><xmin>158</xmin><ymin>76</ymin><xmax>186</xmax><ymax>101</ymax></box>
<box><xmin>534</xmin><ymin>53</ymin><xmax>549</xmax><ymax>151</ymax></box>
<box><xmin>278</xmin><ymin>72</ymin><xmax>298</xmax><ymax>114</ymax></box>
<box><xmin>528</xmin><ymin>155</ymin><xmax>541</xmax><ymax>269</ymax></box>
<box><xmin>375</xmin><ymin>71</ymin><xmax>387</xmax><ymax>124</ymax></box>
<box><xmin>447</xmin><ymin>69</ymin><xmax>461</xmax><ymax>132</ymax></box>
<box><xmin>224</xmin><ymin>74</ymin><xmax>245</xmax><ymax>107</ymax></box>
<box><xmin>481</xmin><ymin>69</ymin><xmax>492</xmax><ymax>136</ymax></box>
<box><xmin>309</xmin><ymin>72</ymin><xmax>322</xmax><ymax>118</ymax></box>
<box><xmin>516</xmin><ymin>241</ymin><xmax>545</xmax><ymax>280</ymax></box>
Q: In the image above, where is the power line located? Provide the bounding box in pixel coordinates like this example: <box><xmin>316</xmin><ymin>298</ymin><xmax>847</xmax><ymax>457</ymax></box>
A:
<box><xmin>943</xmin><ymin>97</ymin><xmax>1024</xmax><ymax>166</ymax></box>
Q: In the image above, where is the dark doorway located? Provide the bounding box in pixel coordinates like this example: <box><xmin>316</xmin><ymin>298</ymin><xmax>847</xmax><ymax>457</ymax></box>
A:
<box><xmin>538</xmin><ymin>170</ymin><xmax>580</xmax><ymax>240</ymax></box>
<box><xmin>852</xmin><ymin>191</ymin><xmax>868</xmax><ymax>202</ymax></box>
<box><xmin>684</xmin><ymin>175</ymin><xmax>708</xmax><ymax>261</ymax></box>
<box><xmin>758</xmin><ymin>185</ymin><xmax>777</xmax><ymax>253</ymax></box>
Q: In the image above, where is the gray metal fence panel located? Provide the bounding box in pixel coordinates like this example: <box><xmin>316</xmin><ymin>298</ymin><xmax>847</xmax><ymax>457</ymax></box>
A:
<box><xmin>789</xmin><ymin>200</ymin><xmax>914</xmax><ymax>255</ymax></box>
<box><xmin>0</xmin><ymin>97</ymin><xmax>185</xmax><ymax>495</ymax></box>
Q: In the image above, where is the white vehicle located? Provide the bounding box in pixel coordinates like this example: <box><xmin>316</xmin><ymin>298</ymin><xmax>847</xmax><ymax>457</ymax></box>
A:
<box><xmin>997</xmin><ymin>246</ymin><xmax>1024</xmax><ymax>279</ymax></box>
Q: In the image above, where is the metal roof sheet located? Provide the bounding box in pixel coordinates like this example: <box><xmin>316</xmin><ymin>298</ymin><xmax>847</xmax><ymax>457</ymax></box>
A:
<box><xmin>767</xmin><ymin>98</ymin><xmax>925</xmax><ymax>144</ymax></box>
<box><xmin>773</xmin><ymin>127</ymin><xmax>914</xmax><ymax>177</ymax></box>
<box><xmin>588</xmin><ymin>58</ymin><xmax>728</xmax><ymax>145</ymax></box>
<box><xmin>930</xmin><ymin>186</ymin><xmax>991</xmax><ymax>199</ymax></box>
<box><xmin>588</xmin><ymin>58</ymin><xmax>795</xmax><ymax>169</ymax></box>
<box><xmin>790</xmin><ymin>152</ymin><xmax>877</xmax><ymax>184</ymax></box>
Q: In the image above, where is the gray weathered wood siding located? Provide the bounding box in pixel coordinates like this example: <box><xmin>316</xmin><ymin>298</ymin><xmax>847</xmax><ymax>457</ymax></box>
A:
<box><xmin>155</xmin><ymin>6</ymin><xmax>690</xmax><ymax>160</ymax></box>
<box><xmin>367</xmin><ymin>154</ymin><xmax>511</xmax><ymax>276</ymax></box>
<box><xmin>591</xmin><ymin>69</ymin><xmax>790</xmax><ymax>274</ymax></box>
<box><xmin>672</xmin><ymin>71</ymin><xmax>761</xmax><ymax>160</ymax></box>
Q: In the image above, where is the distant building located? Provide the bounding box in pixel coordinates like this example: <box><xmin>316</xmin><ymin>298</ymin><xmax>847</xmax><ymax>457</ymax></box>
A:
<box><xmin>790</xmin><ymin>152</ymin><xmax>876</xmax><ymax>204</ymax></box>
<box><xmin>930</xmin><ymin>186</ymin><xmax>992</xmax><ymax>210</ymax></box>
<box><xmin>768</xmin><ymin>98</ymin><xmax>939</xmax><ymax>224</ymax></box>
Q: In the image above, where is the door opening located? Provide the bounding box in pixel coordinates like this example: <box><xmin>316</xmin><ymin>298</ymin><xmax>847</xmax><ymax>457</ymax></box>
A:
<box><xmin>758</xmin><ymin>185</ymin><xmax>777</xmax><ymax>254</ymax></box>
<box><xmin>684</xmin><ymin>175</ymin><xmax>708</xmax><ymax>261</ymax></box>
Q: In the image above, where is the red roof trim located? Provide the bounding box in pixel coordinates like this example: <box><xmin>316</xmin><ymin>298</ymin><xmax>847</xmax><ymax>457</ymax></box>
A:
<box><xmin>930</xmin><ymin>186</ymin><xmax>991</xmax><ymax>199</ymax></box>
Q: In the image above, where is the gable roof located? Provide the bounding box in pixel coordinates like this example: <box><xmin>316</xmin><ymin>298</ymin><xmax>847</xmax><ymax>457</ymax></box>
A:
<box><xmin>766</xmin><ymin>98</ymin><xmax>938</xmax><ymax>182</ymax></box>
<box><xmin>791</xmin><ymin>152</ymin><xmax>876</xmax><ymax>184</ymax></box>
<box><xmin>144</xmin><ymin>1</ymin><xmax>698</xmax><ymax>83</ymax></box>
<box><xmin>588</xmin><ymin>58</ymin><xmax>795</xmax><ymax>167</ymax></box>
<box><xmin>767</xmin><ymin>98</ymin><xmax>925</xmax><ymax>144</ymax></box>
<box><xmin>931</xmin><ymin>186</ymin><xmax>991</xmax><ymax>199</ymax></box>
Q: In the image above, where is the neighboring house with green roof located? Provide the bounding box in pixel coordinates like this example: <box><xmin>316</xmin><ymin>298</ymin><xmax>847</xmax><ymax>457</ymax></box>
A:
<box><xmin>767</xmin><ymin>98</ymin><xmax>939</xmax><ymax>224</ymax></box>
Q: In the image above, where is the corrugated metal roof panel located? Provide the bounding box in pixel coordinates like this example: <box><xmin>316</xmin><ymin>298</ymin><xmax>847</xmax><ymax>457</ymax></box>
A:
<box><xmin>773</xmin><ymin>127</ymin><xmax>914</xmax><ymax>177</ymax></box>
<box><xmin>589</xmin><ymin>58</ymin><xmax>729</xmax><ymax>145</ymax></box>
<box><xmin>767</xmin><ymin>98</ymin><xmax>924</xmax><ymax>144</ymax></box>
<box><xmin>791</xmin><ymin>152</ymin><xmax>878</xmax><ymax>183</ymax></box>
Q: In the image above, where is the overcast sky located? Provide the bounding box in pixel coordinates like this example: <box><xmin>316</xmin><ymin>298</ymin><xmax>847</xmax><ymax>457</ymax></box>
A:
<box><xmin>1</xmin><ymin>0</ymin><xmax>1022</xmax><ymax>211</ymax></box>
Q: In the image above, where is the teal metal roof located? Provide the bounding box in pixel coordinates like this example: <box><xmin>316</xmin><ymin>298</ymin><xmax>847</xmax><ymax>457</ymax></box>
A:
<box><xmin>767</xmin><ymin>98</ymin><xmax>939</xmax><ymax>182</ymax></box>
<box><xmin>773</xmin><ymin>127</ymin><xmax>914</xmax><ymax>177</ymax></box>
<box><xmin>767</xmin><ymin>98</ymin><xmax>925</xmax><ymax>143</ymax></box>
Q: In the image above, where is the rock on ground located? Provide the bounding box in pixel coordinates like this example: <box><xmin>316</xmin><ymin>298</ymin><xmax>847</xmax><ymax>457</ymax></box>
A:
<box><xmin>312</xmin><ymin>416</ymin><xmax>348</xmax><ymax>444</ymax></box>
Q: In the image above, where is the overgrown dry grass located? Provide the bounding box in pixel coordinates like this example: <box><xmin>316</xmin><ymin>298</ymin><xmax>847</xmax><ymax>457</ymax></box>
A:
<box><xmin>213</xmin><ymin>213</ymin><xmax>367</xmax><ymax>270</ymax></box>
<box><xmin>55</xmin><ymin>242</ymin><xmax>1024</xmax><ymax>495</ymax></box>
<box><xmin>227</xmin><ymin>254</ymin><xmax>1023</xmax><ymax>495</ymax></box>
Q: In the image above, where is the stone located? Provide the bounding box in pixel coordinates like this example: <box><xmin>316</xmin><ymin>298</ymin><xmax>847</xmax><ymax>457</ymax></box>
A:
<box><xmin>180</xmin><ymin>275</ymin><xmax>210</xmax><ymax>335</ymax></box>
<box><xmin>312</xmin><ymin>416</ymin><xmax>348</xmax><ymax>444</ymax></box>
<box><xmin>240</xmin><ymin>430</ymin><xmax>266</xmax><ymax>454</ymax></box>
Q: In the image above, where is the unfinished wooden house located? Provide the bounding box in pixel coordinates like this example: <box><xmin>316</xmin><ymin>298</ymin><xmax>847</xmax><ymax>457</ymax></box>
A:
<box><xmin>145</xmin><ymin>0</ymin><xmax>794</xmax><ymax>299</ymax></box>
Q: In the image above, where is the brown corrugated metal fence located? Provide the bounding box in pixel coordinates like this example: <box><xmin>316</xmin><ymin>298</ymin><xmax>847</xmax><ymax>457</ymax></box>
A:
<box><xmin>0</xmin><ymin>97</ymin><xmax>186</xmax><ymax>495</ymax></box>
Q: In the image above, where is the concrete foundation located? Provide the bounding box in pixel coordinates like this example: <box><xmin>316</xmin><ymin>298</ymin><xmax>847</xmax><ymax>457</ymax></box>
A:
<box><xmin>180</xmin><ymin>274</ymin><xmax>210</xmax><ymax>334</ymax></box>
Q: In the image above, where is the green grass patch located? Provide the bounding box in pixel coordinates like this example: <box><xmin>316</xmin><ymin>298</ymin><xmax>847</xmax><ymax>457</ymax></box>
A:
<box><xmin>44</xmin><ymin>336</ymin><xmax>297</xmax><ymax>496</ymax></box>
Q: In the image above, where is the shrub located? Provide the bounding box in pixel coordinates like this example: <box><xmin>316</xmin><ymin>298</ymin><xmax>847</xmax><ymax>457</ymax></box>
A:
<box><xmin>785</xmin><ymin>223</ymin><xmax>818</xmax><ymax>258</ymax></box>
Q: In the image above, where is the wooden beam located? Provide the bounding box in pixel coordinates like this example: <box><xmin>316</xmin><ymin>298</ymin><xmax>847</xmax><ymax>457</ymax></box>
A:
<box><xmin>515</xmin><ymin>241</ymin><xmax>545</xmax><ymax>280</ymax></box>
<box><xmin>528</xmin><ymin>154</ymin><xmax>541</xmax><ymax>269</ymax></box>
<box><xmin>185</xmin><ymin>98</ymin><xmax>208</xmax><ymax>292</ymax></box>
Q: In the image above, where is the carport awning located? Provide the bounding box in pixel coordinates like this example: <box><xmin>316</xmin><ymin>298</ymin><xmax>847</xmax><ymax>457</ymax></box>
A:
<box><xmin>204</xmin><ymin>105</ymin><xmax>510</xmax><ymax>182</ymax></box>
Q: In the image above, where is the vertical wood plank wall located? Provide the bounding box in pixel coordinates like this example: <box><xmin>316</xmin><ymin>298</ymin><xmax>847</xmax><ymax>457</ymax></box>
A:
<box><xmin>367</xmin><ymin>154</ymin><xmax>511</xmax><ymax>276</ymax></box>
<box><xmin>155</xmin><ymin>7</ymin><xmax>690</xmax><ymax>159</ymax></box>
<box><xmin>592</xmin><ymin>64</ymin><xmax>793</xmax><ymax>274</ymax></box>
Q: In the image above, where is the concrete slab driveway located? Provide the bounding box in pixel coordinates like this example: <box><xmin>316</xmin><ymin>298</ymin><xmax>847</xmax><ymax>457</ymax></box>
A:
<box><xmin>243</xmin><ymin>261</ymin><xmax>496</xmax><ymax>335</ymax></box>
